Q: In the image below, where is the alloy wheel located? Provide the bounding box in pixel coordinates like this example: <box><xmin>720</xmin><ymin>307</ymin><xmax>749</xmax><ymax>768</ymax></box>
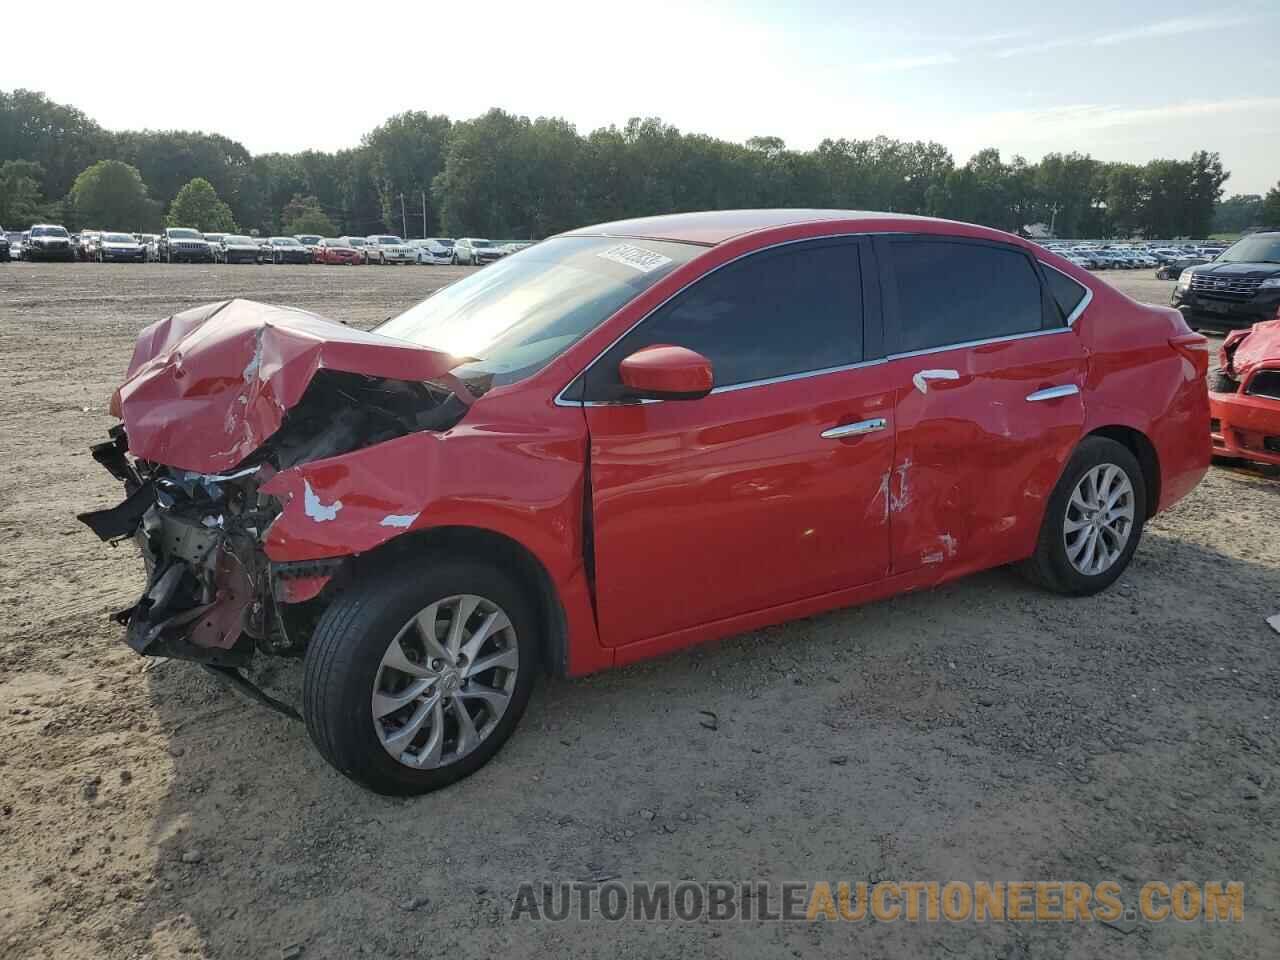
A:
<box><xmin>1063</xmin><ymin>464</ymin><xmax>1135</xmax><ymax>576</ymax></box>
<box><xmin>372</xmin><ymin>594</ymin><xmax>519</xmax><ymax>769</ymax></box>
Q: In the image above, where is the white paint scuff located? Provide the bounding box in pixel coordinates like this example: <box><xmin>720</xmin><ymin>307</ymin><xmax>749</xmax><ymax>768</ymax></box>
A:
<box><xmin>303</xmin><ymin>480</ymin><xmax>343</xmax><ymax>522</ymax></box>
<box><xmin>912</xmin><ymin>368</ymin><xmax>959</xmax><ymax>394</ymax></box>
<box><xmin>379</xmin><ymin>512</ymin><xmax>421</xmax><ymax>529</ymax></box>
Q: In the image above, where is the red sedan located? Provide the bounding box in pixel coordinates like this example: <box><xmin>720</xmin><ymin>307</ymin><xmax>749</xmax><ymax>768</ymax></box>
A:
<box><xmin>313</xmin><ymin>237</ymin><xmax>363</xmax><ymax>265</ymax></box>
<box><xmin>80</xmin><ymin>210</ymin><xmax>1210</xmax><ymax>794</ymax></box>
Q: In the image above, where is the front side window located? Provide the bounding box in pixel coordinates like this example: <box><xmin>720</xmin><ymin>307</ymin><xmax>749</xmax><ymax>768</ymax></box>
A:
<box><xmin>887</xmin><ymin>239</ymin><xmax>1045</xmax><ymax>354</ymax></box>
<box><xmin>377</xmin><ymin>236</ymin><xmax>701</xmax><ymax>390</ymax></box>
<box><xmin>584</xmin><ymin>239</ymin><xmax>864</xmax><ymax>401</ymax></box>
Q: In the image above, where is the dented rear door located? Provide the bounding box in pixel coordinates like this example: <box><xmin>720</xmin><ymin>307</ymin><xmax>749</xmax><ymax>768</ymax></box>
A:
<box><xmin>875</xmin><ymin>235</ymin><xmax>1086</xmax><ymax>575</ymax></box>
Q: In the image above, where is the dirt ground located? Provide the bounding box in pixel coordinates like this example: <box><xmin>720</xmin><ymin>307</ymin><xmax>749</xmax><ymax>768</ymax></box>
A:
<box><xmin>1</xmin><ymin>261</ymin><xmax>1277</xmax><ymax>959</ymax></box>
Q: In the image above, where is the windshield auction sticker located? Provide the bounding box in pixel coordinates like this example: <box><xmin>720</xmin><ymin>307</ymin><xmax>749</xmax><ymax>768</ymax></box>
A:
<box><xmin>597</xmin><ymin>243</ymin><xmax>673</xmax><ymax>274</ymax></box>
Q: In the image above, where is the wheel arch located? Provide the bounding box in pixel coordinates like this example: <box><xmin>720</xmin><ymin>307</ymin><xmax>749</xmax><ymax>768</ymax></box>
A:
<box><xmin>347</xmin><ymin>525</ymin><xmax>570</xmax><ymax>677</ymax></box>
<box><xmin>1084</xmin><ymin>425</ymin><xmax>1160</xmax><ymax>518</ymax></box>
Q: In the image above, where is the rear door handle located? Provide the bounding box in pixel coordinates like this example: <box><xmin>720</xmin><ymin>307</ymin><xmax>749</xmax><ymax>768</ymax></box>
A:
<box><xmin>1025</xmin><ymin>384</ymin><xmax>1080</xmax><ymax>402</ymax></box>
<box><xmin>821</xmin><ymin>418</ymin><xmax>887</xmax><ymax>440</ymax></box>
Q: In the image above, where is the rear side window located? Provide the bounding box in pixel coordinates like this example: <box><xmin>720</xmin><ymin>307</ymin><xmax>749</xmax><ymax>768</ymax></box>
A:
<box><xmin>1042</xmin><ymin>264</ymin><xmax>1089</xmax><ymax>322</ymax></box>
<box><xmin>585</xmin><ymin>240</ymin><xmax>863</xmax><ymax>399</ymax></box>
<box><xmin>887</xmin><ymin>239</ymin><xmax>1045</xmax><ymax>354</ymax></box>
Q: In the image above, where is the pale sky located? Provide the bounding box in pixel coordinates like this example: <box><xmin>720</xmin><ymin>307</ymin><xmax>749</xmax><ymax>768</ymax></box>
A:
<box><xmin>7</xmin><ymin>0</ymin><xmax>1278</xmax><ymax>194</ymax></box>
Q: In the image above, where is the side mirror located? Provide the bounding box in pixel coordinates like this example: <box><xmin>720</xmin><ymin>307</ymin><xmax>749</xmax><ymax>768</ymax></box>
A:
<box><xmin>618</xmin><ymin>345</ymin><xmax>714</xmax><ymax>400</ymax></box>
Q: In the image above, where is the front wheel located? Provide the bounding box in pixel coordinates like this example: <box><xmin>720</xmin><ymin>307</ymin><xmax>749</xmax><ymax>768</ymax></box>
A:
<box><xmin>303</xmin><ymin>559</ymin><xmax>538</xmax><ymax>795</ymax></box>
<box><xmin>1019</xmin><ymin>437</ymin><xmax>1146</xmax><ymax>596</ymax></box>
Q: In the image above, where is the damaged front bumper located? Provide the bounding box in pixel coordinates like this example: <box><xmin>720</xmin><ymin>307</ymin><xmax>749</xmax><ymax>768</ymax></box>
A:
<box><xmin>77</xmin><ymin>425</ymin><xmax>342</xmax><ymax>672</ymax></box>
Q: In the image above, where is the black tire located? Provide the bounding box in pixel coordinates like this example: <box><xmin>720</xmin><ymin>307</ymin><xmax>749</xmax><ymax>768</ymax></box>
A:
<box><xmin>1019</xmin><ymin>436</ymin><xmax>1146</xmax><ymax>596</ymax></box>
<box><xmin>303</xmin><ymin>558</ymin><xmax>538</xmax><ymax>795</ymax></box>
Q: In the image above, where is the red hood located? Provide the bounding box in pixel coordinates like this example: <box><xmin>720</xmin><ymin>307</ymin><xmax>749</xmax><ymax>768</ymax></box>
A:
<box><xmin>113</xmin><ymin>299</ymin><xmax>458</xmax><ymax>473</ymax></box>
<box><xmin>1221</xmin><ymin>318</ymin><xmax>1280</xmax><ymax>380</ymax></box>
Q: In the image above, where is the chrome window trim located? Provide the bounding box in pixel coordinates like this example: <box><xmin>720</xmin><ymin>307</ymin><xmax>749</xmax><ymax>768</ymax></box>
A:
<box><xmin>552</xmin><ymin>233</ymin><xmax>1083</xmax><ymax>408</ymax></box>
<box><xmin>554</xmin><ymin>232</ymin><xmax>871</xmax><ymax>407</ymax></box>
<box><xmin>1038</xmin><ymin>261</ymin><xmax>1094</xmax><ymax>327</ymax></box>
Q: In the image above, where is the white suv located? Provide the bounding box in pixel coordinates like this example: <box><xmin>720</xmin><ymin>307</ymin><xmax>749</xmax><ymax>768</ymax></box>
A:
<box><xmin>364</xmin><ymin>235</ymin><xmax>416</xmax><ymax>265</ymax></box>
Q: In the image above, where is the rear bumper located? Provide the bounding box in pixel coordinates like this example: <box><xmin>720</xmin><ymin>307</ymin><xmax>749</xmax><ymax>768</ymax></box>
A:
<box><xmin>1209</xmin><ymin>390</ymin><xmax>1280</xmax><ymax>466</ymax></box>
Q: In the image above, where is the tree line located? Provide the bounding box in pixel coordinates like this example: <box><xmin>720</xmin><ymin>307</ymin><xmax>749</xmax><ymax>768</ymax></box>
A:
<box><xmin>2</xmin><ymin>88</ymin><xmax>1276</xmax><ymax>240</ymax></box>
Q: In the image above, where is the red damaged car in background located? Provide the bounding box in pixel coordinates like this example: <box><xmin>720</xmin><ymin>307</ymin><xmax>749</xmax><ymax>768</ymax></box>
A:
<box><xmin>1210</xmin><ymin>318</ymin><xmax>1280</xmax><ymax>466</ymax></box>
<box><xmin>78</xmin><ymin>211</ymin><xmax>1210</xmax><ymax>795</ymax></box>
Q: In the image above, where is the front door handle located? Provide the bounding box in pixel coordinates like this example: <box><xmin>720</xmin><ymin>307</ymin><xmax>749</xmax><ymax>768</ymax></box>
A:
<box><xmin>1025</xmin><ymin>384</ymin><xmax>1080</xmax><ymax>402</ymax></box>
<box><xmin>821</xmin><ymin>418</ymin><xmax>888</xmax><ymax>440</ymax></box>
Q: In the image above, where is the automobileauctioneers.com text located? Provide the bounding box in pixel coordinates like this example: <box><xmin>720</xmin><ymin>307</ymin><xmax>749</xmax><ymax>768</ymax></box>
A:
<box><xmin>511</xmin><ymin>880</ymin><xmax>1244</xmax><ymax>924</ymax></box>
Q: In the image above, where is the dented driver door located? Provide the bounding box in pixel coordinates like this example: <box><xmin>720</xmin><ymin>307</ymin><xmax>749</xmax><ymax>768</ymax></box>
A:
<box><xmin>876</xmin><ymin>235</ymin><xmax>1087</xmax><ymax>576</ymax></box>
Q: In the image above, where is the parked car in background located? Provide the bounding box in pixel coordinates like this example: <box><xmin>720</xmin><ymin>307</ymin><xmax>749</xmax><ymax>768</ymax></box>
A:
<box><xmin>295</xmin><ymin>235</ymin><xmax>323</xmax><ymax>260</ymax></box>
<box><xmin>1209</xmin><ymin>318</ymin><xmax>1280</xmax><ymax>466</ymax></box>
<box><xmin>409</xmin><ymin>239</ymin><xmax>452</xmax><ymax>264</ymax></box>
<box><xmin>314</xmin><ymin>237</ymin><xmax>363</xmax><ymax>265</ymax></box>
<box><xmin>77</xmin><ymin>230</ymin><xmax>102</xmax><ymax>261</ymax></box>
<box><xmin>4</xmin><ymin>231</ymin><xmax>23</xmax><ymax>260</ymax></box>
<box><xmin>1173</xmin><ymin>232</ymin><xmax>1280</xmax><ymax>332</ymax></box>
<box><xmin>203</xmin><ymin>233</ymin><xmax>229</xmax><ymax>250</ymax></box>
<box><xmin>80</xmin><ymin>209</ymin><xmax>1210</xmax><ymax>795</ymax></box>
<box><xmin>158</xmin><ymin>228</ymin><xmax>215</xmax><ymax>263</ymax></box>
<box><xmin>265</xmin><ymin>237</ymin><xmax>313</xmax><ymax>264</ymax></box>
<box><xmin>24</xmin><ymin>224</ymin><xmax>75</xmax><ymax>261</ymax></box>
<box><xmin>96</xmin><ymin>232</ymin><xmax>147</xmax><ymax>263</ymax></box>
<box><xmin>0</xmin><ymin>231</ymin><xmax>9</xmax><ymax>263</ymax></box>
<box><xmin>365</xmin><ymin>235</ymin><xmax>417</xmax><ymax>265</ymax></box>
<box><xmin>452</xmin><ymin>237</ymin><xmax>502</xmax><ymax>265</ymax></box>
<box><xmin>1156</xmin><ymin>255</ymin><xmax>1208</xmax><ymax>280</ymax></box>
<box><xmin>214</xmin><ymin>235</ymin><xmax>263</xmax><ymax>264</ymax></box>
<box><xmin>339</xmin><ymin>236</ymin><xmax>371</xmax><ymax>263</ymax></box>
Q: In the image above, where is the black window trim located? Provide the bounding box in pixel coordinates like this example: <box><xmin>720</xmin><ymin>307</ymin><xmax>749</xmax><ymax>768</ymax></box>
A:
<box><xmin>1038</xmin><ymin>260</ymin><xmax>1094</xmax><ymax>327</ymax></box>
<box><xmin>875</xmin><ymin>234</ymin><xmax>1075</xmax><ymax>360</ymax></box>
<box><xmin>564</xmin><ymin>234</ymin><xmax>879</xmax><ymax>406</ymax></box>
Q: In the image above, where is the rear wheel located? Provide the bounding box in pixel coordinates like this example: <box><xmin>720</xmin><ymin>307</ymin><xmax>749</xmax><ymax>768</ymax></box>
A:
<box><xmin>303</xmin><ymin>559</ymin><xmax>537</xmax><ymax>795</ymax></box>
<box><xmin>1019</xmin><ymin>437</ymin><xmax>1146</xmax><ymax>596</ymax></box>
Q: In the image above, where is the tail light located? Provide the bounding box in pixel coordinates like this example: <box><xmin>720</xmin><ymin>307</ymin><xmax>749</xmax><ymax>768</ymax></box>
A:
<box><xmin>1170</xmin><ymin>332</ymin><xmax>1210</xmax><ymax>380</ymax></box>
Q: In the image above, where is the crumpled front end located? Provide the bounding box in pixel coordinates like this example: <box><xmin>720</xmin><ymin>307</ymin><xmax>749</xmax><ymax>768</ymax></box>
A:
<box><xmin>79</xmin><ymin>299</ymin><xmax>473</xmax><ymax>673</ymax></box>
<box><xmin>1210</xmin><ymin>319</ymin><xmax>1280</xmax><ymax>466</ymax></box>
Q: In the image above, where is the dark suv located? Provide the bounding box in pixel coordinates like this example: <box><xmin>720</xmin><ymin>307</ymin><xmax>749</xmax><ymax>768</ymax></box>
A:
<box><xmin>1172</xmin><ymin>232</ymin><xmax>1280</xmax><ymax>331</ymax></box>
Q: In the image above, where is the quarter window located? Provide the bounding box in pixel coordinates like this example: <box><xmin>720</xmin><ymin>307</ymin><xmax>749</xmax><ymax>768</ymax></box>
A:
<box><xmin>887</xmin><ymin>239</ymin><xmax>1045</xmax><ymax>354</ymax></box>
<box><xmin>1042</xmin><ymin>264</ymin><xmax>1088</xmax><ymax>322</ymax></box>
<box><xmin>586</xmin><ymin>240</ymin><xmax>863</xmax><ymax>399</ymax></box>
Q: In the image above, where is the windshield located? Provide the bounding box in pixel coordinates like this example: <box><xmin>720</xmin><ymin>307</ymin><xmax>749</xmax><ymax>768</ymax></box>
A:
<box><xmin>297</xmin><ymin>236</ymin><xmax>321</xmax><ymax>244</ymax></box>
<box><xmin>272</xmin><ymin>238</ymin><xmax>301</xmax><ymax>246</ymax></box>
<box><xmin>430</xmin><ymin>238</ymin><xmax>454</xmax><ymax>248</ymax></box>
<box><xmin>226</xmin><ymin>236</ymin><xmax>253</xmax><ymax>244</ymax></box>
<box><xmin>324</xmin><ymin>238</ymin><xmax>350</xmax><ymax>247</ymax></box>
<box><xmin>471</xmin><ymin>239</ymin><xmax>492</xmax><ymax>248</ymax></box>
<box><xmin>1219</xmin><ymin>235</ymin><xmax>1280</xmax><ymax>264</ymax></box>
<box><xmin>169</xmin><ymin>229</ymin><xmax>201</xmax><ymax>239</ymax></box>
<box><xmin>373</xmin><ymin>236</ymin><xmax>402</xmax><ymax>244</ymax></box>
<box><xmin>376</xmin><ymin>236</ymin><xmax>700</xmax><ymax>389</ymax></box>
<box><xmin>346</xmin><ymin>237</ymin><xmax>366</xmax><ymax>246</ymax></box>
<box><xmin>103</xmin><ymin>233</ymin><xmax>134</xmax><ymax>243</ymax></box>
<box><xmin>32</xmin><ymin>226</ymin><xmax>68</xmax><ymax>237</ymax></box>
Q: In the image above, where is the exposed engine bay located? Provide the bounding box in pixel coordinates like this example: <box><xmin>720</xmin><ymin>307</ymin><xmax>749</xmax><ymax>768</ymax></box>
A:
<box><xmin>78</xmin><ymin>369</ymin><xmax>470</xmax><ymax>674</ymax></box>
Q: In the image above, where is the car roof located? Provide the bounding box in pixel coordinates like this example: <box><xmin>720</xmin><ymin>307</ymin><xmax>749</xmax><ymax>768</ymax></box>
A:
<box><xmin>560</xmin><ymin>209</ymin><xmax>941</xmax><ymax>246</ymax></box>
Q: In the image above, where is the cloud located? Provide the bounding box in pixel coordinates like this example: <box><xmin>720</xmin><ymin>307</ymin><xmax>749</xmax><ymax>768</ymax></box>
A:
<box><xmin>996</xmin><ymin>12</ymin><xmax>1268</xmax><ymax>58</ymax></box>
<box><xmin>1091</xmin><ymin>14</ymin><xmax>1257</xmax><ymax>46</ymax></box>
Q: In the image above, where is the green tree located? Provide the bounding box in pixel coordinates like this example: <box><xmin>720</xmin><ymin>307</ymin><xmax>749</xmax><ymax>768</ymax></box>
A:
<box><xmin>68</xmin><ymin>159</ymin><xmax>161</xmax><ymax>230</ymax></box>
<box><xmin>167</xmin><ymin>177</ymin><xmax>237</xmax><ymax>231</ymax></box>
<box><xmin>0</xmin><ymin>159</ymin><xmax>47</xmax><ymax>226</ymax></box>
<box><xmin>279</xmin><ymin>194</ymin><xmax>337</xmax><ymax>235</ymax></box>
<box><xmin>1214</xmin><ymin>194</ymin><xmax>1263</xmax><ymax>233</ymax></box>
<box><xmin>364</xmin><ymin>111</ymin><xmax>452</xmax><ymax>237</ymax></box>
<box><xmin>1263</xmin><ymin>183</ymin><xmax>1280</xmax><ymax>227</ymax></box>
